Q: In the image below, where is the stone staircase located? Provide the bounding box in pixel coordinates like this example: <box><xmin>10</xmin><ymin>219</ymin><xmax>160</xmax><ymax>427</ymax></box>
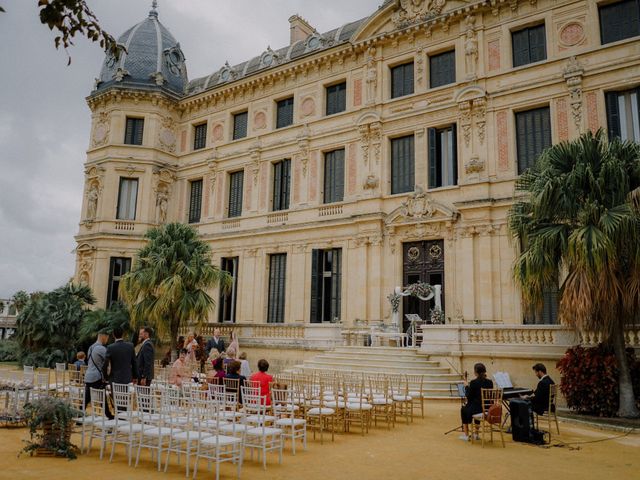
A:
<box><xmin>291</xmin><ymin>346</ymin><xmax>463</xmax><ymax>400</ymax></box>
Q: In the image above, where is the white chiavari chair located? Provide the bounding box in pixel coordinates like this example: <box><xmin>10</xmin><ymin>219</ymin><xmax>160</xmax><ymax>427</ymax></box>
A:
<box><xmin>69</xmin><ymin>382</ymin><xmax>93</xmax><ymax>453</ymax></box>
<box><xmin>272</xmin><ymin>386</ymin><xmax>306</xmax><ymax>455</ymax></box>
<box><xmin>390</xmin><ymin>374</ymin><xmax>413</xmax><ymax>424</ymax></box>
<box><xmin>242</xmin><ymin>385</ymin><xmax>283</xmax><ymax>470</ymax></box>
<box><xmin>343</xmin><ymin>376</ymin><xmax>372</xmax><ymax>435</ymax></box>
<box><xmin>109</xmin><ymin>383</ymin><xmax>140</xmax><ymax>465</ymax></box>
<box><xmin>369</xmin><ymin>375</ymin><xmax>394</xmax><ymax>429</ymax></box>
<box><xmin>88</xmin><ymin>387</ymin><xmax>118</xmax><ymax>459</ymax></box>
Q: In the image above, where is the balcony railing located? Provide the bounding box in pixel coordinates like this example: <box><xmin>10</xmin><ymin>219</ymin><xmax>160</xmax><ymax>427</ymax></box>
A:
<box><xmin>267</xmin><ymin>212</ymin><xmax>288</xmax><ymax>225</ymax></box>
<box><xmin>318</xmin><ymin>204</ymin><xmax>343</xmax><ymax>217</ymax></box>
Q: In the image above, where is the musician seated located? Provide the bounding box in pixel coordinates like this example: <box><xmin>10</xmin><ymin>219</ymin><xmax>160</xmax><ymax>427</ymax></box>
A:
<box><xmin>522</xmin><ymin>363</ymin><xmax>555</xmax><ymax>415</ymax></box>
<box><xmin>460</xmin><ymin>362</ymin><xmax>493</xmax><ymax>441</ymax></box>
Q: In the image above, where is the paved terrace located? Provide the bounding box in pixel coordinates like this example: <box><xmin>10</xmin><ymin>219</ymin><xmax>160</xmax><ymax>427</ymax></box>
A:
<box><xmin>1</xmin><ymin>403</ymin><xmax>638</xmax><ymax>480</ymax></box>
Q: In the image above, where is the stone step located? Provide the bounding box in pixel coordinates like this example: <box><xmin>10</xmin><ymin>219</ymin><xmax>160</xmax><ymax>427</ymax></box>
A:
<box><xmin>299</xmin><ymin>362</ymin><xmax>457</xmax><ymax>375</ymax></box>
<box><xmin>332</xmin><ymin>346</ymin><xmax>426</xmax><ymax>356</ymax></box>
<box><xmin>314</xmin><ymin>353</ymin><xmax>440</xmax><ymax>366</ymax></box>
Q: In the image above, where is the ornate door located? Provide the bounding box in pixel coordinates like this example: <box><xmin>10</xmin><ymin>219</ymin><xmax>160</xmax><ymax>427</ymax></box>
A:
<box><xmin>402</xmin><ymin>240</ymin><xmax>445</xmax><ymax>333</ymax></box>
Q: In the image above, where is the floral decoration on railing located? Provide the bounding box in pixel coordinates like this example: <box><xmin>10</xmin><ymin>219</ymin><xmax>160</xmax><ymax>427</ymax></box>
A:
<box><xmin>387</xmin><ymin>281</ymin><xmax>436</xmax><ymax>314</ymax></box>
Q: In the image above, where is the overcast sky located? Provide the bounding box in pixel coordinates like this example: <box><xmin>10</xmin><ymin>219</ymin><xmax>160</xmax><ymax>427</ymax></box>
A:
<box><xmin>0</xmin><ymin>0</ymin><xmax>378</xmax><ymax>298</ymax></box>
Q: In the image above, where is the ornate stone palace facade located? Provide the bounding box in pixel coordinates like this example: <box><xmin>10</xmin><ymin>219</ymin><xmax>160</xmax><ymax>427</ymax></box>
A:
<box><xmin>74</xmin><ymin>0</ymin><xmax>640</xmax><ymax>334</ymax></box>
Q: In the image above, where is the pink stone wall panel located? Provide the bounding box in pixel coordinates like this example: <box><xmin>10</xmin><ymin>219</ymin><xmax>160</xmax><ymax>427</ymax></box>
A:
<box><xmin>203</xmin><ymin>176</ymin><xmax>210</xmax><ymax>217</ymax></box>
<box><xmin>556</xmin><ymin>98</ymin><xmax>569</xmax><ymax>141</ymax></box>
<box><xmin>309</xmin><ymin>152</ymin><xmax>318</xmax><ymax>202</ymax></box>
<box><xmin>259</xmin><ymin>164</ymin><xmax>268</xmax><ymax>211</ymax></box>
<box><xmin>180</xmin><ymin>130</ymin><xmax>187</xmax><ymax>153</ymax></box>
<box><xmin>353</xmin><ymin>79</ymin><xmax>362</xmax><ymax>107</ymax></box>
<box><xmin>586</xmin><ymin>92</ymin><xmax>599</xmax><ymax>133</ymax></box>
<box><xmin>348</xmin><ymin>143</ymin><xmax>357</xmax><ymax>195</ymax></box>
<box><xmin>488</xmin><ymin>40</ymin><xmax>500</xmax><ymax>71</ymax></box>
<box><xmin>497</xmin><ymin>111</ymin><xmax>509</xmax><ymax>171</ymax></box>
<box><xmin>293</xmin><ymin>159</ymin><xmax>301</xmax><ymax>204</ymax></box>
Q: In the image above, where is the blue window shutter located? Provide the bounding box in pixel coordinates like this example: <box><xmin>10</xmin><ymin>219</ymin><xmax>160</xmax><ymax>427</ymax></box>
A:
<box><xmin>529</xmin><ymin>24</ymin><xmax>547</xmax><ymax>63</ymax></box>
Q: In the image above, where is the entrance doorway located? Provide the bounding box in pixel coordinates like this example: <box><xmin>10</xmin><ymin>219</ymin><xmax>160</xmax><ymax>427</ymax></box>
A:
<box><xmin>402</xmin><ymin>240</ymin><xmax>445</xmax><ymax>333</ymax></box>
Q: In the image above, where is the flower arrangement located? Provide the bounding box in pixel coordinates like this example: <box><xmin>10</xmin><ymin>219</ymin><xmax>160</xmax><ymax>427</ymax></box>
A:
<box><xmin>404</xmin><ymin>281</ymin><xmax>434</xmax><ymax>300</ymax></box>
<box><xmin>21</xmin><ymin>396</ymin><xmax>80</xmax><ymax>459</ymax></box>
<box><xmin>387</xmin><ymin>293</ymin><xmax>401</xmax><ymax>313</ymax></box>
<box><xmin>430</xmin><ymin>307</ymin><xmax>445</xmax><ymax>324</ymax></box>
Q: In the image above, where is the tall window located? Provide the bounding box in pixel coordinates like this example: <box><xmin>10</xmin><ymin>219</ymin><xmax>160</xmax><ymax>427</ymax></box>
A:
<box><xmin>323</xmin><ymin>149</ymin><xmax>345</xmax><ymax>204</ymax></box>
<box><xmin>326</xmin><ymin>82</ymin><xmax>347</xmax><ymax>116</ymax></box>
<box><xmin>193</xmin><ymin>123</ymin><xmax>207</xmax><ymax>150</ymax></box>
<box><xmin>272</xmin><ymin>159</ymin><xmax>291</xmax><ymax>211</ymax></box>
<box><xmin>516</xmin><ymin>107</ymin><xmax>552</xmax><ymax>174</ymax></box>
<box><xmin>391</xmin><ymin>135</ymin><xmax>415</xmax><ymax>195</ymax></box>
<box><xmin>428</xmin><ymin>125</ymin><xmax>458</xmax><ymax>189</ymax></box>
<box><xmin>606</xmin><ymin>88</ymin><xmax>640</xmax><ymax>142</ymax></box>
<box><xmin>276</xmin><ymin>97</ymin><xmax>294</xmax><ymax>129</ymax></box>
<box><xmin>228</xmin><ymin>170</ymin><xmax>244</xmax><ymax>218</ymax></box>
<box><xmin>233</xmin><ymin>111</ymin><xmax>248</xmax><ymax>140</ymax></box>
<box><xmin>188</xmin><ymin>179</ymin><xmax>203</xmax><ymax>224</ymax></box>
<box><xmin>116</xmin><ymin>178</ymin><xmax>138</xmax><ymax>220</ymax></box>
<box><xmin>429</xmin><ymin>50</ymin><xmax>456</xmax><ymax>88</ymax></box>
<box><xmin>599</xmin><ymin>0</ymin><xmax>640</xmax><ymax>44</ymax></box>
<box><xmin>310</xmin><ymin>249</ymin><xmax>342</xmax><ymax>323</ymax></box>
<box><xmin>107</xmin><ymin>257</ymin><xmax>131</xmax><ymax>307</ymax></box>
<box><xmin>391</xmin><ymin>62</ymin><xmax>414</xmax><ymax>99</ymax></box>
<box><xmin>218</xmin><ymin>257</ymin><xmax>238</xmax><ymax>323</ymax></box>
<box><xmin>124</xmin><ymin>117</ymin><xmax>144</xmax><ymax>145</ymax></box>
<box><xmin>267</xmin><ymin>254</ymin><xmax>287</xmax><ymax>323</ymax></box>
<box><xmin>512</xmin><ymin>24</ymin><xmax>547</xmax><ymax>67</ymax></box>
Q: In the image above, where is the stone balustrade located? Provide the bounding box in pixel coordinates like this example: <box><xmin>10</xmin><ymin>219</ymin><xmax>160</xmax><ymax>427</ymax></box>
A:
<box><xmin>181</xmin><ymin>323</ymin><xmax>342</xmax><ymax>350</ymax></box>
<box><xmin>419</xmin><ymin>324</ymin><xmax>640</xmax><ymax>360</ymax></box>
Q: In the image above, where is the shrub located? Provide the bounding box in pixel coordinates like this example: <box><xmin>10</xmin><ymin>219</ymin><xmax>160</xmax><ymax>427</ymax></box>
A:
<box><xmin>0</xmin><ymin>340</ymin><xmax>18</xmax><ymax>362</ymax></box>
<box><xmin>557</xmin><ymin>344</ymin><xmax>640</xmax><ymax>417</ymax></box>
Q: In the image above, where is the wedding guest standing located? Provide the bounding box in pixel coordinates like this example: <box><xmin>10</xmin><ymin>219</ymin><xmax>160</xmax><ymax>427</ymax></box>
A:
<box><xmin>136</xmin><ymin>326</ymin><xmax>155</xmax><ymax>386</ymax></box>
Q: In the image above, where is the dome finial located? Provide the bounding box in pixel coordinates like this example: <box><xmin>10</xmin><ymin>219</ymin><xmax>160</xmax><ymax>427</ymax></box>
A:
<box><xmin>149</xmin><ymin>0</ymin><xmax>158</xmax><ymax>18</ymax></box>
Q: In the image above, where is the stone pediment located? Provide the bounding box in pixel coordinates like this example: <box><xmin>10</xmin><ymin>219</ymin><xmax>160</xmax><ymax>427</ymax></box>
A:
<box><xmin>353</xmin><ymin>0</ymin><xmax>474</xmax><ymax>41</ymax></box>
<box><xmin>385</xmin><ymin>188</ymin><xmax>459</xmax><ymax>226</ymax></box>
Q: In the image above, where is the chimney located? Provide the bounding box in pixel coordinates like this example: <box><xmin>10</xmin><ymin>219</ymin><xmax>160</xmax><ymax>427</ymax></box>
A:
<box><xmin>289</xmin><ymin>14</ymin><xmax>315</xmax><ymax>44</ymax></box>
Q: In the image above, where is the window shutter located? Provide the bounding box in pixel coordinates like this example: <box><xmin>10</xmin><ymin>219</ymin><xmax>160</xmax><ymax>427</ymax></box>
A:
<box><xmin>283</xmin><ymin>159</ymin><xmax>291</xmax><ymax>210</ymax></box>
<box><xmin>310</xmin><ymin>249</ymin><xmax>322</xmax><ymax>323</ymax></box>
<box><xmin>125</xmin><ymin>118</ymin><xmax>134</xmax><ymax>144</ymax></box>
<box><xmin>134</xmin><ymin>119</ymin><xmax>144</xmax><ymax>145</ymax></box>
<box><xmin>605</xmin><ymin>92</ymin><xmax>622</xmax><ymax>140</ymax></box>
<box><xmin>326</xmin><ymin>86</ymin><xmax>336</xmax><ymax>116</ymax></box>
<box><xmin>188</xmin><ymin>179</ymin><xmax>203</xmax><ymax>223</ymax></box>
<box><xmin>228</xmin><ymin>171</ymin><xmax>244</xmax><ymax>217</ymax></box>
<box><xmin>428</xmin><ymin>128</ymin><xmax>438</xmax><ymax>189</ymax></box>
<box><xmin>277</xmin><ymin>98</ymin><xmax>294</xmax><ymax>129</ymax></box>
<box><xmin>600</xmin><ymin>0</ymin><xmax>640</xmax><ymax>44</ymax></box>
<box><xmin>267</xmin><ymin>254</ymin><xmax>287</xmax><ymax>324</ymax></box>
<box><xmin>335</xmin><ymin>149</ymin><xmax>345</xmax><ymax>202</ymax></box>
<box><xmin>391</xmin><ymin>65</ymin><xmax>403</xmax><ymax>99</ymax></box>
<box><xmin>233</xmin><ymin>112</ymin><xmax>248</xmax><ymax>140</ymax></box>
<box><xmin>451</xmin><ymin>124</ymin><xmax>458</xmax><ymax>186</ymax></box>
<box><xmin>331</xmin><ymin>249</ymin><xmax>342</xmax><ymax>322</ymax></box>
<box><xmin>404</xmin><ymin>63</ymin><xmax>415</xmax><ymax>96</ymax></box>
<box><xmin>337</xmin><ymin>83</ymin><xmax>346</xmax><ymax>113</ymax></box>
<box><xmin>512</xmin><ymin>29</ymin><xmax>530</xmax><ymax>67</ymax></box>
<box><xmin>273</xmin><ymin>161</ymin><xmax>282</xmax><ymax>211</ymax></box>
<box><xmin>327</xmin><ymin>83</ymin><xmax>346</xmax><ymax>115</ymax></box>
<box><xmin>529</xmin><ymin>25</ymin><xmax>547</xmax><ymax>63</ymax></box>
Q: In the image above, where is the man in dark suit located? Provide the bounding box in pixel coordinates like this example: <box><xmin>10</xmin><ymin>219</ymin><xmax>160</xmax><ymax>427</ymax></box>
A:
<box><xmin>104</xmin><ymin>326</ymin><xmax>137</xmax><ymax>384</ymax></box>
<box><xmin>205</xmin><ymin>328</ymin><xmax>225</xmax><ymax>356</ymax></box>
<box><xmin>525</xmin><ymin>363</ymin><xmax>555</xmax><ymax>415</ymax></box>
<box><xmin>136</xmin><ymin>326</ymin><xmax>155</xmax><ymax>386</ymax></box>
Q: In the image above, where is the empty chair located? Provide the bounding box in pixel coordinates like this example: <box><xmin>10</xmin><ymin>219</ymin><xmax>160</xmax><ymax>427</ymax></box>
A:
<box><xmin>242</xmin><ymin>385</ymin><xmax>283</xmax><ymax>470</ymax></box>
<box><xmin>272</xmin><ymin>386</ymin><xmax>306</xmax><ymax>454</ymax></box>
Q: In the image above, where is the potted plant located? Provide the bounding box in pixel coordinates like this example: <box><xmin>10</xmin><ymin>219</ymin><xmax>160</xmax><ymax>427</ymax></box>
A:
<box><xmin>21</xmin><ymin>396</ymin><xmax>80</xmax><ymax>459</ymax></box>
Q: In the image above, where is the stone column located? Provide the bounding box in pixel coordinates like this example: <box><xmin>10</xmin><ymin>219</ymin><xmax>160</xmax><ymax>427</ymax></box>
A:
<box><xmin>458</xmin><ymin>227</ymin><xmax>476</xmax><ymax>321</ymax></box>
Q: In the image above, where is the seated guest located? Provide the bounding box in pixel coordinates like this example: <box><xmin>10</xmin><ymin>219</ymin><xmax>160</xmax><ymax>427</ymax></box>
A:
<box><xmin>73</xmin><ymin>351</ymin><xmax>86</xmax><ymax>370</ymax></box>
<box><xmin>224</xmin><ymin>347</ymin><xmax>237</xmax><ymax>369</ymax></box>
<box><xmin>238</xmin><ymin>351</ymin><xmax>251</xmax><ymax>378</ymax></box>
<box><xmin>460</xmin><ymin>363</ymin><xmax>493</xmax><ymax>441</ymax></box>
<box><xmin>206</xmin><ymin>357</ymin><xmax>226</xmax><ymax>384</ymax></box>
<box><xmin>225</xmin><ymin>360</ymin><xmax>246</xmax><ymax>403</ymax></box>
<box><xmin>250</xmin><ymin>359</ymin><xmax>273</xmax><ymax>405</ymax></box>
<box><xmin>523</xmin><ymin>363</ymin><xmax>555</xmax><ymax>415</ymax></box>
<box><xmin>169</xmin><ymin>349</ymin><xmax>188</xmax><ymax>387</ymax></box>
<box><xmin>160</xmin><ymin>349</ymin><xmax>172</xmax><ymax>368</ymax></box>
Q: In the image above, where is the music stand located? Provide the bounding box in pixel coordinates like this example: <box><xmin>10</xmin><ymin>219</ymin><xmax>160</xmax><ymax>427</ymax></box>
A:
<box><xmin>444</xmin><ymin>383</ymin><xmax>466</xmax><ymax>435</ymax></box>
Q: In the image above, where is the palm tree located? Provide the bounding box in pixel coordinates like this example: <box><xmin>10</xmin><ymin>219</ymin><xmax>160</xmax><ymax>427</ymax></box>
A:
<box><xmin>120</xmin><ymin>222</ymin><xmax>231</xmax><ymax>360</ymax></box>
<box><xmin>509</xmin><ymin>129</ymin><xmax>640</xmax><ymax>418</ymax></box>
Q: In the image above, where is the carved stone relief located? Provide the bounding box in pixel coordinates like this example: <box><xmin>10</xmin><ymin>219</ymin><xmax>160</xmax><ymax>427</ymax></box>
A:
<box><xmin>563</xmin><ymin>56</ymin><xmax>584</xmax><ymax>130</ymax></box>
<box><xmin>91</xmin><ymin>111</ymin><xmax>111</xmax><ymax>148</ymax></box>
<box><xmin>400</xmin><ymin>187</ymin><xmax>436</xmax><ymax>219</ymax></box>
<box><xmin>254</xmin><ymin>111</ymin><xmax>267</xmax><ymax>130</ymax></box>
<box><xmin>76</xmin><ymin>244</ymin><xmax>96</xmax><ymax>286</ymax></box>
<box><xmin>296</xmin><ymin>125</ymin><xmax>311</xmax><ymax>177</ymax></box>
<box><xmin>158</xmin><ymin>116</ymin><xmax>176</xmax><ymax>153</ymax></box>
<box><xmin>459</xmin><ymin>101</ymin><xmax>472</xmax><ymax>148</ymax></box>
<box><xmin>212</xmin><ymin>123</ymin><xmax>224</xmax><ymax>142</ymax></box>
<box><xmin>300</xmin><ymin>97</ymin><xmax>316</xmax><ymax>117</ymax></box>
<box><xmin>152</xmin><ymin>168</ymin><xmax>176</xmax><ymax>224</ymax></box>
<box><xmin>83</xmin><ymin>166</ymin><xmax>105</xmax><ymax>226</ymax></box>
<box><xmin>392</xmin><ymin>0</ymin><xmax>447</xmax><ymax>29</ymax></box>
<box><xmin>365</xmin><ymin>48</ymin><xmax>378</xmax><ymax>105</ymax></box>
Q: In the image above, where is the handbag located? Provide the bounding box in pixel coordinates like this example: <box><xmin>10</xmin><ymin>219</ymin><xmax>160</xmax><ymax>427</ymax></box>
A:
<box><xmin>487</xmin><ymin>402</ymin><xmax>503</xmax><ymax>424</ymax></box>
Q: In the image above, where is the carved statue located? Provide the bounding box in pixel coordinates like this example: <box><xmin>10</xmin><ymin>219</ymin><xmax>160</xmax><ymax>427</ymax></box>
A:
<box><xmin>156</xmin><ymin>189</ymin><xmax>169</xmax><ymax>224</ymax></box>
<box><xmin>365</xmin><ymin>49</ymin><xmax>377</xmax><ymax>105</ymax></box>
<box><xmin>86</xmin><ymin>185</ymin><xmax>99</xmax><ymax>220</ymax></box>
<box><xmin>465</xmin><ymin>30</ymin><xmax>478</xmax><ymax>79</ymax></box>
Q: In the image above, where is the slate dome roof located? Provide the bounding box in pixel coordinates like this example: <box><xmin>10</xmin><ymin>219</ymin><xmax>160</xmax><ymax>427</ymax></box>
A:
<box><xmin>95</xmin><ymin>4</ymin><xmax>188</xmax><ymax>96</ymax></box>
